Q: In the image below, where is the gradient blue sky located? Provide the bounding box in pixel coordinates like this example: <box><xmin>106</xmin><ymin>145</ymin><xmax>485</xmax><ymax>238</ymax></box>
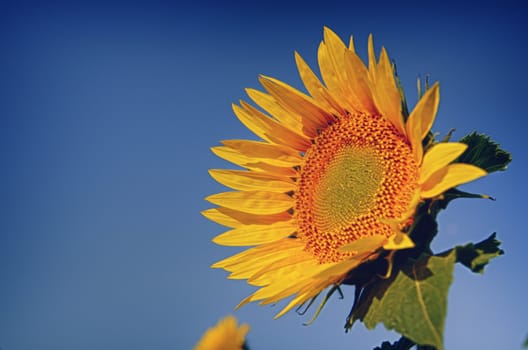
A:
<box><xmin>1</xmin><ymin>1</ymin><xmax>526</xmax><ymax>349</ymax></box>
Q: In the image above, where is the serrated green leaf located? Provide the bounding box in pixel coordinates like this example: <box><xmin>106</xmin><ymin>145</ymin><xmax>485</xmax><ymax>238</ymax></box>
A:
<box><xmin>457</xmin><ymin>132</ymin><xmax>511</xmax><ymax>173</ymax></box>
<box><xmin>351</xmin><ymin>252</ymin><xmax>456</xmax><ymax>350</ymax></box>
<box><xmin>455</xmin><ymin>232</ymin><xmax>504</xmax><ymax>273</ymax></box>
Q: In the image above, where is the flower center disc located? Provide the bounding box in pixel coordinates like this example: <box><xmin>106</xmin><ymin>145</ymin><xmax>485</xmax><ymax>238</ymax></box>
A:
<box><xmin>314</xmin><ymin>147</ymin><xmax>383</xmax><ymax>233</ymax></box>
<box><xmin>296</xmin><ymin>113</ymin><xmax>419</xmax><ymax>263</ymax></box>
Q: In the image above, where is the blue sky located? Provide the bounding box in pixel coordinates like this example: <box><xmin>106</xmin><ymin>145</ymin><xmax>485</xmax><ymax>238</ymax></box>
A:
<box><xmin>0</xmin><ymin>1</ymin><xmax>526</xmax><ymax>349</ymax></box>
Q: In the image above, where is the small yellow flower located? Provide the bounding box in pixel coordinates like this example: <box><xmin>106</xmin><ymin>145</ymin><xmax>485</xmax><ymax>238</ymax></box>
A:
<box><xmin>204</xmin><ymin>27</ymin><xmax>486</xmax><ymax>318</ymax></box>
<box><xmin>194</xmin><ymin>315</ymin><xmax>250</xmax><ymax>350</ymax></box>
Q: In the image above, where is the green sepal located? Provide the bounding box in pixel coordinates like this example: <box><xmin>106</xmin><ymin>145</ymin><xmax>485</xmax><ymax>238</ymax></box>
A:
<box><xmin>455</xmin><ymin>232</ymin><xmax>504</xmax><ymax>274</ymax></box>
<box><xmin>434</xmin><ymin>188</ymin><xmax>494</xmax><ymax>211</ymax></box>
<box><xmin>457</xmin><ymin>132</ymin><xmax>512</xmax><ymax>173</ymax></box>
<box><xmin>393</xmin><ymin>64</ymin><xmax>410</xmax><ymax>121</ymax></box>
<box><xmin>347</xmin><ymin>252</ymin><xmax>456</xmax><ymax>350</ymax></box>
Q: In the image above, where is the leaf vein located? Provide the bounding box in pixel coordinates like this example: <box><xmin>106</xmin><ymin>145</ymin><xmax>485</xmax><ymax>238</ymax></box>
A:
<box><xmin>412</xmin><ymin>263</ymin><xmax>442</xmax><ymax>348</ymax></box>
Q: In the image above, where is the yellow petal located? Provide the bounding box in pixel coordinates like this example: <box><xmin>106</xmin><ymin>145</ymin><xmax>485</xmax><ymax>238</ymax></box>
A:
<box><xmin>317</xmin><ymin>32</ymin><xmax>362</xmax><ymax>115</ymax></box>
<box><xmin>397</xmin><ymin>189</ymin><xmax>422</xmax><ymax>222</ymax></box>
<box><xmin>193</xmin><ymin>315</ymin><xmax>249</xmax><ymax>350</ymax></box>
<box><xmin>235</xmin><ymin>295</ymin><xmax>253</xmax><ymax>309</ymax></box>
<box><xmin>247</xmin><ymin>260</ymin><xmax>324</xmax><ymax>302</ymax></box>
<box><xmin>211</xmin><ymin>146</ymin><xmax>297</xmax><ymax>176</ymax></box>
<box><xmin>209</xmin><ymin>169</ymin><xmax>295</xmax><ymax>192</ymax></box>
<box><xmin>367</xmin><ymin>34</ymin><xmax>377</xmax><ymax>81</ymax></box>
<box><xmin>294</xmin><ymin>51</ymin><xmax>345</xmax><ymax>115</ymax></box>
<box><xmin>202</xmin><ymin>208</ymin><xmax>242</xmax><ymax>228</ymax></box>
<box><xmin>313</xmin><ymin>257</ymin><xmax>363</xmax><ymax>280</ymax></box>
<box><xmin>338</xmin><ymin>235</ymin><xmax>386</xmax><ymax>254</ymax></box>
<box><xmin>323</xmin><ymin>26</ymin><xmax>348</xmax><ymax>90</ymax></box>
<box><xmin>324</xmin><ymin>26</ymin><xmax>347</xmax><ymax>56</ymax></box>
<box><xmin>221</xmin><ymin>140</ymin><xmax>302</xmax><ymax>168</ymax></box>
<box><xmin>213</xmin><ymin>221</ymin><xmax>297</xmax><ymax>246</ymax></box>
<box><xmin>383</xmin><ymin>232</ymin><xmax>415</xmax><ymax>250</ymax></box>
<box><xmin>273</xmin><ymin>288</ymin><xmax>322</xmax><ymax>319</ymax></box>
<box><xmin>343</xmin><ymin>49</ymin><xmax>377</xmax><ymax>114</ymax></box>
<box><xmin>248</xmin><ymin>252</ymin><xmax>314</xmax><ymax>284</ymax></box>
<box><xmin>249</xmin><ymin>258</ymin><xmax>321</xmax><ymax>287</ymax></box>
<box><xmin>213</xmin><ymin>239</ymin><xmax>301</xmax><ymax>271</ymax></box>
<box><xmin>229</xmin><ymin>247</ymin><xmax>301</xmax><ymax>280</ymax></box>
<box><xmin>406</xmin><ymin>83</ymin><xmax>440</xmax><ymax>164</ymax></box>
<box><xmin>205</xmin><ymin>191</ymin><xmax>293</xmax><ymax>215</ymax></box>
<box><xmin>372</xmin><ymin>48</ymin><xmax>405</xmax><ymax>135</ymax></box>
<box><xmin>273</xmin><ymin>275</ymin><xmax>336</xmax><ymax>318</ymax></box>
<box><xmin>317</xmin><ymin>42</ymin><xmax>352</xmax><ymax>111</ymax></box>
<box><xmin>421</xmin><ymin>163</ymin><xmax>487</xmax><ymax>198</ymax></box>
<box><xmin>245</xmin><ymin>88</ymin><xmax>312</xmax><ymax>137</ymax></box>
<box><xmin>259</xmin><ymin>75</ymin><xmax>333</xmax><ymax>129</ymax></box>
<box><xmin>267</xmin><ymin>278</ymin><xmax>328</xmax><ymax>308</ymax></box>
<box><xmin>202</xmin><ymin>207</ymin><xmax>291</xmax><ymax>228</ymax></box>
<box><xmin>233</xmin><ymin>102</ymin><xmax>311</xmax><ymax>151</ymax></box>
<box><xmin>419</xmin><ymin>142</ymin><xmax>468</xmax><ymax>184</ymax></box>
<box><xmin>261</xmin><ymin>274</ymin><xmax>331</xmax><ymax>311</ymax></box>
<box><xmin>348</xmin><ymin>35</ymin><xmax>355</xmax><ymax>51</ymax></box>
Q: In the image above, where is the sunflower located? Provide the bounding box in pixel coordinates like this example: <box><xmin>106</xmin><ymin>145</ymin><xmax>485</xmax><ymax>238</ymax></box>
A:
<box><xmin>204</xmin><ymin>27</ymin><xmax>486</xmax><ymax>319</ymax></box>
<box><xmin>194</xmin><ymin>315</ymin><xmax>250</xmax><ymax>350</ymax></box>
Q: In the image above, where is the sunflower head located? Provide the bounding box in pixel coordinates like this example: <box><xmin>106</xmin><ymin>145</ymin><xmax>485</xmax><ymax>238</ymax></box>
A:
<box><xmin>204</xmin><ymin>27</ymin><xmax>487</xmax><ymax>318</ymax></box>
<box><xmin>194</xmin><ymin>315</ymin><xmax>250</xmax><ymax>350</ymax></box>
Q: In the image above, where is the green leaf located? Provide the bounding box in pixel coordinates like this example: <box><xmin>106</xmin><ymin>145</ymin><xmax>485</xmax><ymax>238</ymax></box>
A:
<box><xmin>457</xmin><ymin>132</ymin><xmax>512</xmax><ymax>173</ymax></box>
<box><xmin>455</xmin><ymin>233</ymin><xmax>504</xmax><ymax>274</ymax></box>
<box><xmin>350</xmin><ymin>252</ymin><xmax>456</xmax><ymax>350</ymax></box>
<box><xmin>373</xmin><ymin>336</ymin><xmax>416</xmax><ymax>350</ymax></box>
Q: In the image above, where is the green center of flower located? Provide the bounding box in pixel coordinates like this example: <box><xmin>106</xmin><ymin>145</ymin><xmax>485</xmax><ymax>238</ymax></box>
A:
<box><xmin>313</xmin><ymin>147</ymin><xmax>383</xmax><ymax>233</ymax></box>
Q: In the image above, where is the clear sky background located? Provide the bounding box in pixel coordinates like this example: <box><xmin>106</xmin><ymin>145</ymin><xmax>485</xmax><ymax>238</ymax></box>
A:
<box><xmin>0</xmin><ymin>1</ymin><xmax>526</xmax><ymax>349</ymax></box>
